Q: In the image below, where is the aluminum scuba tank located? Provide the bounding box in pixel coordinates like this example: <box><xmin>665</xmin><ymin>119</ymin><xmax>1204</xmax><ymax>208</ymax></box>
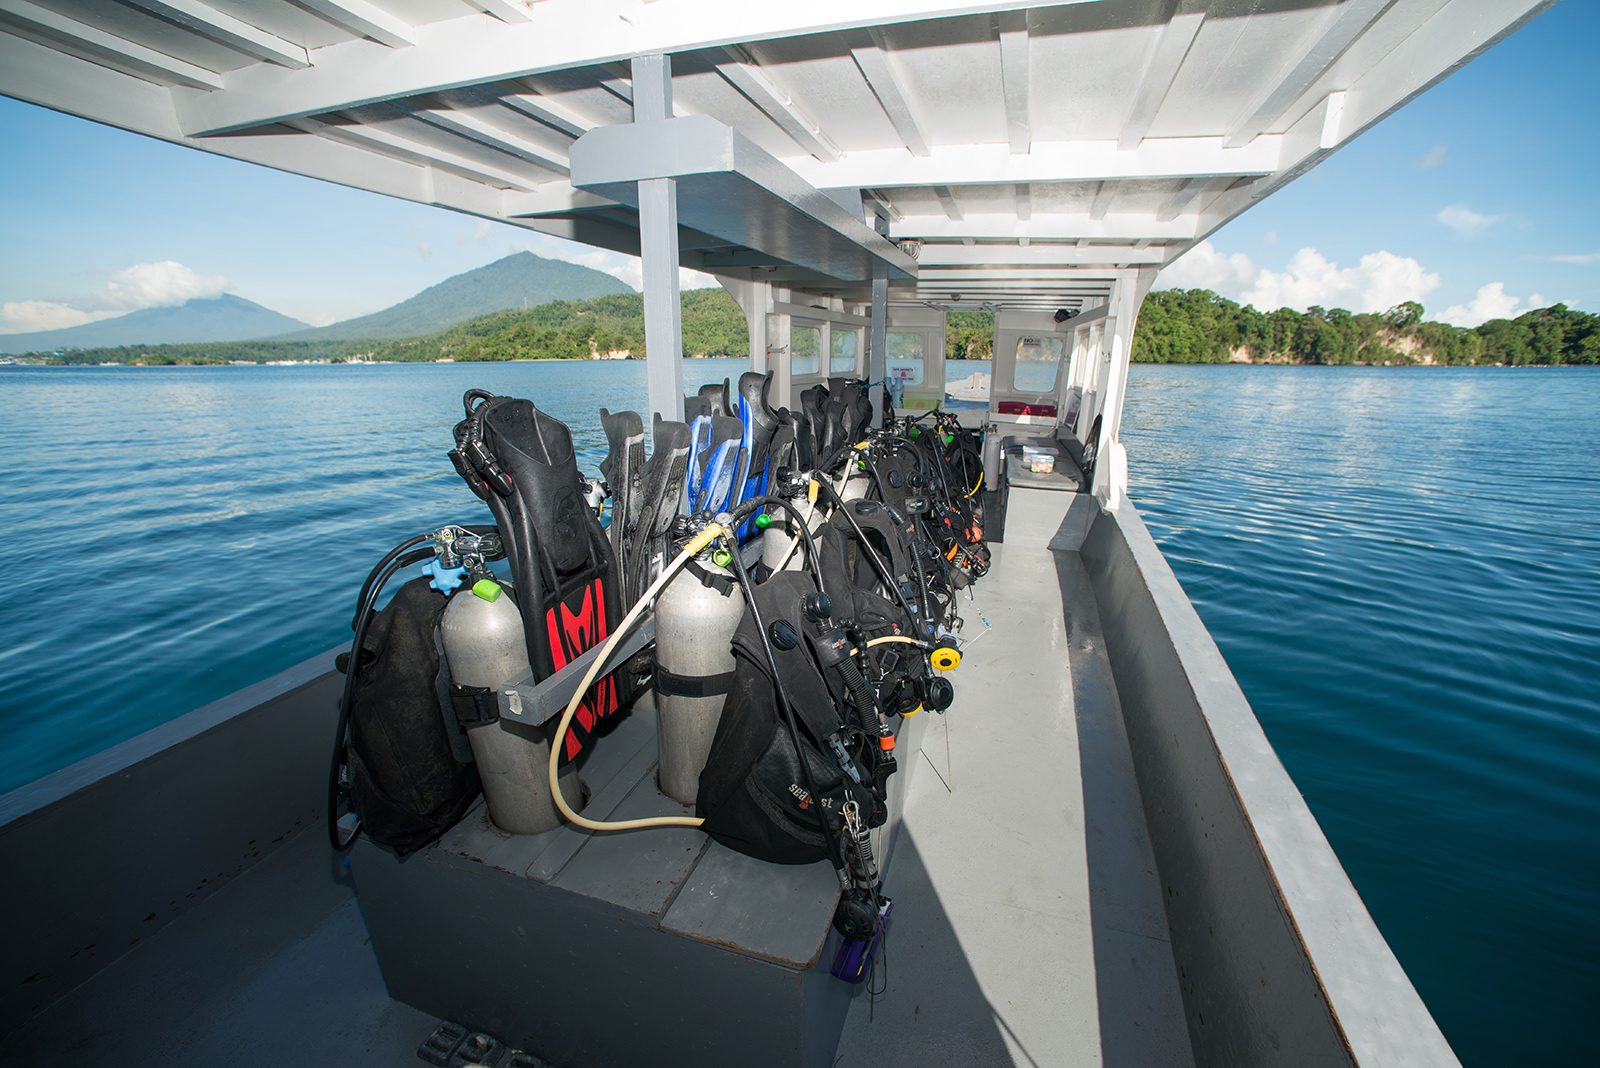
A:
<box><xmin>653</xmin><ymin>547</ymin><xmax>745</xmax><ymax>804</ymax></box>
<box><xmin>982</xmin><ymin>424</ymin><xmax>1002</xmax><ymax>491</ymax></box>
<box><xmin>761</xmin><ymin>516</ymin><xmax>804</xmax><ymax>572</ymax></box>
<box><xmin>441</xmin><ymin>579</ymin><xmax>581</xmax><ymax>834</ymax></box>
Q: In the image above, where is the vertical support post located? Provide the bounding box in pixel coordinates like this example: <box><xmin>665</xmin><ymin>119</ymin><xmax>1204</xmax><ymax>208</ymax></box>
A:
<box><xmin>868</xmin><ymin>205</ymin><xmax>890</xmax><ymax>424</ymax></box>
<box><xmin>1091</xmin><ymin>268</ymin><xmax>1157</xmax><ymax>508</ymax></box>
<box><xmin>716</xmin><ymin>277</ymin><xmax>771</xmax><ymax>377</ymax></box>
<box><xmin>633</xmin><ymin>53</ymin><xmax>682</xmax><ymax>423</ymax></box>
<box><xmin>869</xmin><ymin>276</ymin><xmax>888</xmax><ymax>422</ymax></box>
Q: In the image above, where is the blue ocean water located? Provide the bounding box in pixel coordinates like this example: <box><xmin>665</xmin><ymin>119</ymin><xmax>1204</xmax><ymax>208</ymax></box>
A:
<box><xmin>0</xmin><ymin>360</ymin><xmax>1594</xmax><ymax>1063</ymax></box>
<box><xmin>1122</xmin><ymin>365</ymin><xmax>1600</xmax><ymax>1067</ymax></box>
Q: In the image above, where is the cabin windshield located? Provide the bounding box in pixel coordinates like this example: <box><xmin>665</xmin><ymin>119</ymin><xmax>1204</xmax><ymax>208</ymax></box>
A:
<box><xmin>1013</xmin><ymin>335</ymin><xmax>1066</xmax><ymax>394</ymax></box>
<box><xmin>885</xmin><ymin>331</ymin><xmax>925</xmax><ymax>386</ymax></box>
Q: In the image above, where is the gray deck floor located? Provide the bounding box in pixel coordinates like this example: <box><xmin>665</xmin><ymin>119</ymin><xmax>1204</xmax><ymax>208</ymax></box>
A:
<box><xmin>9</xmin><ymin>489</ymin><xmax>1191</xmax><ymax>1068</ymax></box>
<box><xmin>838</xmin><ymin>493</ymin><xmax>1192</xmax><ymax>1067</ymax></box>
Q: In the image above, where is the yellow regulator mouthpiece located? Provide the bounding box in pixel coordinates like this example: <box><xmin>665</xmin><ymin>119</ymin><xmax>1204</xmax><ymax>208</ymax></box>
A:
<box><xmin>930</xmin><ymin>646</ymin><xmax>962</xmax><ymax>672</ymax></box>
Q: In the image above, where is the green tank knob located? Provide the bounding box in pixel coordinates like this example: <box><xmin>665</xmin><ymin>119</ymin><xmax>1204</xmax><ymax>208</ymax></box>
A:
<box><xmin>755</xmin><ymin>512</ymin><xmax>773</xmax><ymax>529</ymax></box>
<box><xmin>711</xmin><ymin>547</ymin><xmax>734</xmax><ymax>568</ymax></box>
<box><xmin>472</xmin><ymin>578</ymin><xmax>503</xmax><ymax>602</ymax></box>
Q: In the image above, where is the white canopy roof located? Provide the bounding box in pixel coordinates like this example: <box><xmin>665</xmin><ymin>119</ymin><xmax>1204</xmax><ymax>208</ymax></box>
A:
<box><xmin>0</xmin><ymin>0</ymin><xmax>1547</xmax><ymax>310</ymax></box>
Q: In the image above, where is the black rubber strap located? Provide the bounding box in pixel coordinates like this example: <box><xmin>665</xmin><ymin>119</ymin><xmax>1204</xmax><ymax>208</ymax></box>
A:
<box><xmin>685</xmin><ymin>559</ymin><xmax>738</xmax><ymax>597</ymax></box>
<box><xmin>655</xmin><ymin>667</ymin><xmax>736</xmax><ymax>698</ymax></box>
<box><xmin>451</xmin><ymin>685</ymin><xmax>500</xmax><ymax>728</ymax></box>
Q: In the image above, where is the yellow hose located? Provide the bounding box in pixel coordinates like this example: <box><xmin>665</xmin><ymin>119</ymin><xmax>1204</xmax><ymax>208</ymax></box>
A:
<box><xmin>547</xmin><ymin>524</ymin><xmax>725</xmax><ymax>831</ymax></box>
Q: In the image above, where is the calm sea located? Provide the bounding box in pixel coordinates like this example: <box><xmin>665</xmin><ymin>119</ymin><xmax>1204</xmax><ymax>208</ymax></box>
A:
<box><xmin>1</xmin><ymin>360</ymin><xmax>1594</xmax><ymax>1064</ymax></box>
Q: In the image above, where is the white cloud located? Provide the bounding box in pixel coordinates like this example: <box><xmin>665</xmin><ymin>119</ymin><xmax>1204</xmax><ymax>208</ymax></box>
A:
<box><xmin>0</xmin><ymin>300</ymin><xmax>121</xmax><ymax>332</ymax></box>
<box><xmin>1157</xmin><ymin>241</ymin><xmax>1440</xmax><ymax>314</ymax></box>
<box><xmin>0</xmin><ymin>260</ymin><xmax>228</xmax><ymax>335</ymax></box>
<box><xmin>473</xmin><ymin>220</ymin><xmax>492</xmax><ymax>243</ymax></box>
<box><xmin>1436</xmin><ymin>203</ymin><xmax>1498</xmax><ymax>236</ymax></box>
<box><xmin>416</xmin><ymin>242</ymin><xmax>434</xmax><ymax>262</ymax></box>
<box><xmin>1246</xmin><ymin>247</ymin><xmax>1440</xmax><ymax>313</ymax></box>
<box><xmin>1158</xmin><ymin>241</ymin><xmax>1259</xmax><ymax>294</ymax></box>
<box><xmin>1438</xmin><ymin>283</ymin><xmax>1548</xmax><ymax>327</ymax></box>
<box><xmin>1416</xmin><ymin>144</ymin><xmax>1448</xmax><ymax>171</ymax></box>
<box><xmin>1547</xmin><ymin>251</ymin><xmax>1600</xmax><ymax>265</ymax></box>
<box><xmin>103</xmin><ymin>260</ymin><xmax>226</xmax><ymax>309</ymax></box>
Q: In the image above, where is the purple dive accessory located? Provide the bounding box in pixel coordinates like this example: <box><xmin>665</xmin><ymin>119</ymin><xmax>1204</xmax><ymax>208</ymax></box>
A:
<box><xmin>830</xmin><ymin>897</ymin><xmax>893</xmax><ymax>983</ymax></box>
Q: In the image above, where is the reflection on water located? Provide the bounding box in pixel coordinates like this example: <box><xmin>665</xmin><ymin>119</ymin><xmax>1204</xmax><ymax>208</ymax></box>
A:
<box><xmin>1123</xmin><ymin>364</ymin><xmax>1600</xmax><ymax>1068</ymax></box>
<box><xmin>0</xmin><ymin>359</ymin><xmax>748</xmax><ymax>792</ymax></box>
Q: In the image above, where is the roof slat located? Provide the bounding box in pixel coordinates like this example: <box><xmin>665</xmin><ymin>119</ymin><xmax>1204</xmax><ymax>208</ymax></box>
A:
<box><xmin>123</xmin><ymin>0</ymin><xmax>309</xmax><ymax>69</ymax></box>
<box><xmin>0</xmin><ymin>0</ymin><xmax>223</xmax><ymax>90</ymax></box>
<box><xmin>293</xmin><ymin>0</ymin><xmax>414</xmax><ymax>50</ymax></box>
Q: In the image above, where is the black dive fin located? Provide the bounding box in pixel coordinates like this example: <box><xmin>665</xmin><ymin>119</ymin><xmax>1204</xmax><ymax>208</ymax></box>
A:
<box><xmin>698</xmin><ymin>379</ymin><xmax>733</xmax><ymax>418</ymax></box>
<box><xmin>800</xmin><ymin>385</ymin><xmax>828</xmax><ymax>468</ymax></box>
<box><xmin>599</xmin><ymin>407</ymin><xmax>645</xmax><ymax>603</ymax></box>
<box><xmin>634</xmin><ymin>416</ymin><xmax>692</xmax><ymax>596</ymax></box>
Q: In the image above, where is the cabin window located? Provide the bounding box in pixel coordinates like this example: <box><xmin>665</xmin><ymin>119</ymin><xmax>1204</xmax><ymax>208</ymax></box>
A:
<box><xmin>1013</xmin><ymin>334</ymin><xmax>1066</xmax><ymax>393</ymax></box>
<box><xmin>886</xmin><ymin>331</ymin><xmax>925</xmax><ymax>386</ymax></box>
<box><xmin>830</xmin><ymin>328</ymin><xmax>860</xmax><ymax>374</ymax></box>
<box><xmin>792</xmin><ymin>323</ymin><xmax>822</xmax><ymax>376</ymax></box>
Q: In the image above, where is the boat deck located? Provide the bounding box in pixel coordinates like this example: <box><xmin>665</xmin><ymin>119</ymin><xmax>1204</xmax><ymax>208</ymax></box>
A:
<box><xmin>6</xmin><ymin>488</ymin><xmax>1192</xmax><ymax>1067</ymax></box>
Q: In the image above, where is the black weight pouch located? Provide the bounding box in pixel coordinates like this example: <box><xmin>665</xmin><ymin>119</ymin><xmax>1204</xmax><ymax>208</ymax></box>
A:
<box><xmin>696</xmin><ymin>571</ymin><xmax>882</xmax><ymax>864</ymax></box>
<box><xmin>336</xmin><ymin>577</ymin><xmax>480</xmax><ymax>858</ymax></box>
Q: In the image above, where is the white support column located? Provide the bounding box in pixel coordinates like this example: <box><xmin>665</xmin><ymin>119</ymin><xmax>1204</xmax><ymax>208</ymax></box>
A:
<box><xmin>869</xmin><ymin>275</ymin><xmax>889</xmax><ymax>422</ymax></box>
<box><xmin>632</xmin><ymin>53</ymin><xmax>683</xmax><ymax>423</ymax></box>
<box><xmin>1091</xmin><ymin>267</ymin><xmax>1157</xmax><ymax>508</ymax></box>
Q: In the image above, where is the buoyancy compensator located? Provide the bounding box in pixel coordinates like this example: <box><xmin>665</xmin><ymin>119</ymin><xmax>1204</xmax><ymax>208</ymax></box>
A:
<box><xmin>336</xmin><ymin>578</ymin><xmax>479</xmax><ymax>857</ymax></box>
<box><xmin>450</xmin><ymin>390</ymin><xmax>624</xmax><ymax>764</ymax></box>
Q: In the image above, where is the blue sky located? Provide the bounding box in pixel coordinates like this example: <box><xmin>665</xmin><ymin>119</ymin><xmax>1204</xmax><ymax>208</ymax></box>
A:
<box><xmin>0</xmin><ymin>0</ymin><xmax>1592</xmax><ymax>334</ymax></box>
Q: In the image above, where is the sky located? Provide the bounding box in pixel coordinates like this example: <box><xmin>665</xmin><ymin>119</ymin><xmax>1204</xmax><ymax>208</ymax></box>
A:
<box><xmin>0</xmin><ymin>1</ymin><xmax>1593</xmax><ymax>335</ymax></box>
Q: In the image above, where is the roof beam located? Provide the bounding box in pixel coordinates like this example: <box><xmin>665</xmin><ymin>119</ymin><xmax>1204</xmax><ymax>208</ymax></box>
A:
<box><xmin>1224</xmin><ymin>0</ymin><xmax>1390</xmax><ymax>147</ymax></box>
<box><xmin>465</xmin><ymin>0</ymin><xmax>533</xmax><ymax>23</ymax></box>
<box><xmin>295</xmin><ymin>0</ymin><xmax>414</xmax><ymax>49</ymax></box>
<box><xmin>289</xmin><ymin>115</ymin><xmax>542</xmax><ymax>191</ymax></box>
<box><xmin>916</xmin><ymin>244</ymin><xmax>1165</xmax><ymax>266</ymax></box>
<box><xmin>0</xmin><ymin>0</ymin><xmax>223</xmax><ymax>89</ymax></box>
<box><xmin>934</xmin><ymin>186</ymin><xmax>963</xmax><ymax>221</ymax></box>
<box><xmin>413</xmin><ymin>103</ymin><xmax>570</xmax><ymax>174</ymax></box>
<box><xmin>503</xmin><ymin>184</ymin><xmax>618</xmax><ymax>217</ymax></box>
<box><xmin>1088</xmin><ymin>181</ymin><xmax>1114</xmax><ymax>219</ymax></box>
<box><xmin>714</xmin><ymin>45</ymin><xmax>841</xmax><ymax>162</ymax></box>
<box><xmin>497</xmin><ymin>92</ymin><xmax>589</xmax><ymax>139</ymax></box>
<box><xmin>794</xmin><ymin>135</ymin><xmax>1279</xmax><ymax>189</ymax></box>
<box><xmin>1013</xmin><ymin>184</ymin><xmax>1031</xmax><ymax>221</ymax></box>
<box><xmin>997</xmin><ymin>10</ymin><xmax>1030</xmax><ymax>154</ymax></box>
<box><xmin>850</xmin><ymin>29</ymin><xmax>929</xmax><ymax>157</ymax></box>
<box><xmin>1156</xmin><ymin>176</ymin><xmax>1211</xmax><ymax>221</ymax></box>
<box><xmin>891</xmin><ymin>214</ymin><xmax>1197</xmax><ymax>240</ymax></box>
<box><xmin>175</xmin><ymin>1</ymin><xmax>1094</xmax><ymax>137</ymax></box>
<box><xmin>1119</xmin><ymin>0</ymin><xmax>1205</xmax><ymax>149</ymax></box>
<box><xmin>123</xmin><ymin>0</ymin><xmax>309</xmax><ymax>68</ymax></box>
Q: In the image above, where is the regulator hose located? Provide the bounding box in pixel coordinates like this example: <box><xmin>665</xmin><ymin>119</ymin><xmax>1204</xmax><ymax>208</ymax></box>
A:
<box><xmin>547</xmin><ymin>523</ymin><xmax>723</xmax><ymax>831</ymax></box>
<box><xmin>546</xmin><ymin>494</ymin><xmax>832</xmax><ymax>834</ymax></box>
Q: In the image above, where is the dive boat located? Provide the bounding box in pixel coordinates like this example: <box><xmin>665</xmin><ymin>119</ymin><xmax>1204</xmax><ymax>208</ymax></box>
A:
<box><xmin>0</xmin><ymin>2</ymin><xmax>1548</xmax><ymax>1065</ymax></box>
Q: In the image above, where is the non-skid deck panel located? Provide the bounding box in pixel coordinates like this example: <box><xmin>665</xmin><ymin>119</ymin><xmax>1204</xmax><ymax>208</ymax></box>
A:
<box><xmin>836</xmin><ymin>501</ymin><xmax>1193</xmax><ymax>1066</ymax></box>
<box><xmin>3</xmin><ymin>826</ymin><xmax>432</xmax><ymax>1066</ymax></box>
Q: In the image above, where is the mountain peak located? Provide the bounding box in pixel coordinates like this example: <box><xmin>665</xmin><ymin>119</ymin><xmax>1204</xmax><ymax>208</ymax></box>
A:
<box><xmin>0</xmin><ymin>294</ymin><xmax>307</xmax><ymax>354</ymax></box>
<box><xmin>279</xmin><ymin>251</ymin><xmax>633</xmax><ymax>341</ymax></box>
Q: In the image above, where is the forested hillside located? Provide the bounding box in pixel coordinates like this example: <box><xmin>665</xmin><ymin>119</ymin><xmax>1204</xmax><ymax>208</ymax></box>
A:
<box><xmin>371</xmin><ymin>289</ymin><xmax>746</xmax><ymax>361</ymax></box>
<box><xmin>1132</xmin><ymin>289</ymin><xmax>1599</xmax><ymax>365</ymax></box>
<box><xmin>19</xmin><ymin>286</ymin><xmax>1597</xmax><ymax>367</ymax></box>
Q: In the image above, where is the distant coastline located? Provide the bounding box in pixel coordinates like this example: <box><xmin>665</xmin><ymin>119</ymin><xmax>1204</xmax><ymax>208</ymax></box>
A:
<box><xmin>4</xmin><ymin>286</ymin><xmax>1594</xmax><ymax>368</ymax></box>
